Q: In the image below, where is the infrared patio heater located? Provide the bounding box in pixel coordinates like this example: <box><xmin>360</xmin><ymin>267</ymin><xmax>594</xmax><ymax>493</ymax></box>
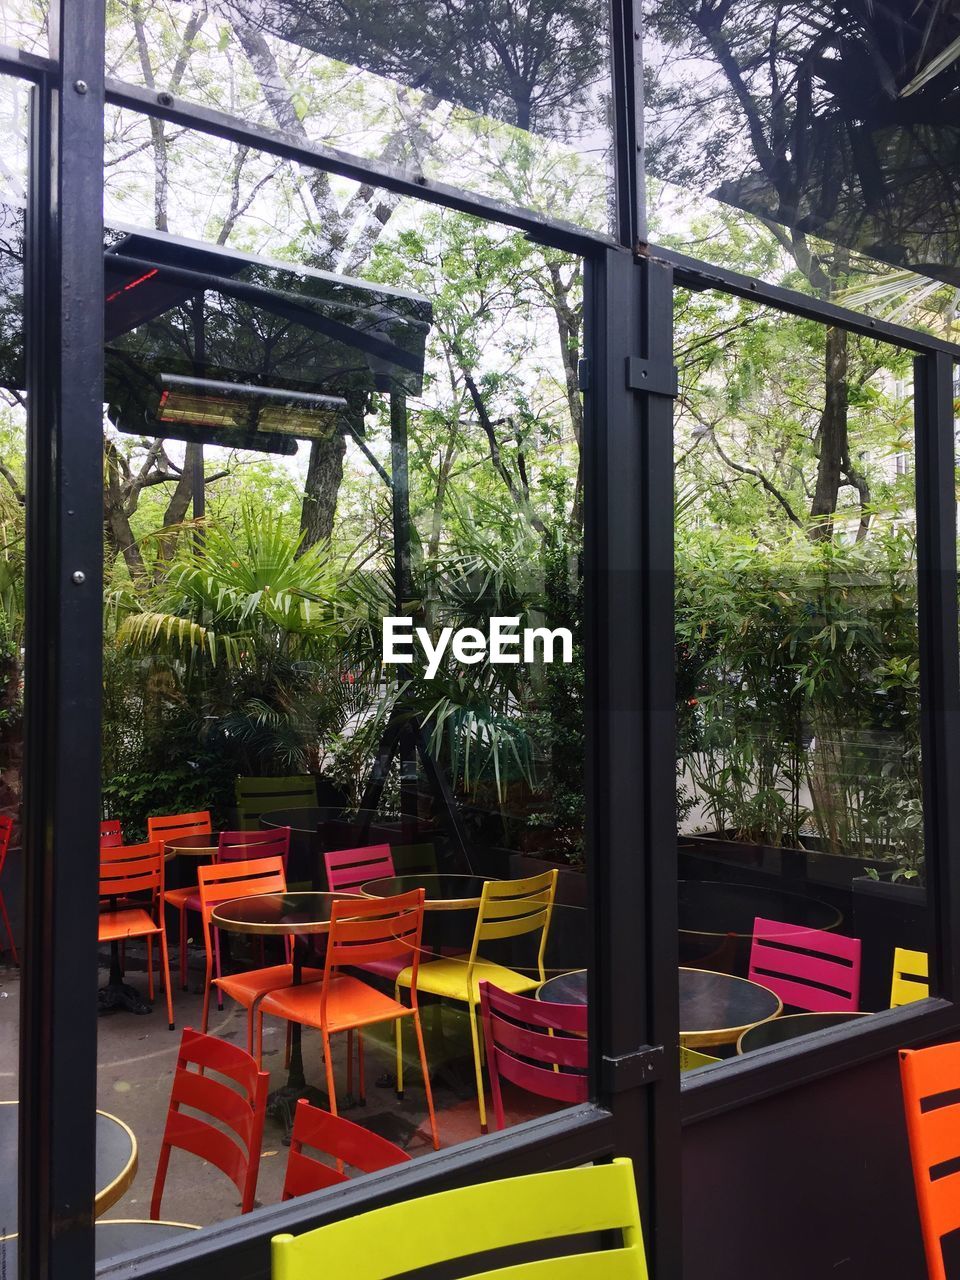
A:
<box><xmin>100</xmin><ymin>225</ymin><xmax>471</xmax><ymax>865</ymax></box>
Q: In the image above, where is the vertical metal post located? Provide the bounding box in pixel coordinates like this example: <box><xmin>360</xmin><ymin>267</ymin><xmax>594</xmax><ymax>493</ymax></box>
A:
<box><xmin>19</xmin><ymin>2</ymin><xmax>105</xmax><ymax>1278</ymax></box>
<box><xmin>389</xmin><ymin>391</ymin><xmax>418</xmax><ymax>832</ymax></box>
<box><xmin>583</xmin><ymin>245</ymin><xmax>681</xmax><ymax>1277</ymax></box>
<box><xmin>191</xmin><ymin>293</ymin><xmax>206</xmax><ymax>525</ymax></box>
<box><xmin>608</xmin><ymin>0</ymin><xmax>645</xmax><ymax>248</ymax></box>
<box><xmin>914</xmin><ymin>352</ymin><xmax>960</xmax><ymax>1001</ymax></box>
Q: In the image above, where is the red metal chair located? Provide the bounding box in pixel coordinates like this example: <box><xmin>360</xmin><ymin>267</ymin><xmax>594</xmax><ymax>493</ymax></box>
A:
<box><xmin>153</xmin><ymin>810</ymin><xmax>213</xmax><ymax>991</ymax></box>
<box><xmin>0</xmin><ymin>814</ymin><xmax>16</xmax><ymax>963</ymax></box>
<box><xmin>323</xmin><ymin>844</ymin><xmax>394</xmax><ymax>892</ymax></box>
<box><xmin>747</xmin><ymin>916</ymin><xmax>861</xmax><ymax>1013</ymax></box>
<box><xmin>282</xmin><ymin>1098</ymin><xmax>410</xmax><ymax>1199</ymax></box>
<box><xmin>257</xmin><ymin>889</ymin><xmax>439</xmax><ymax>1149</ymax></box>
<box><xmin>479</xmin><ymin>981</ymin><xmax>588</xmax><ymax>1130</ymax></box>
<box><xmin>151</xmin><ymin>1027</ymin><xmax>268</xmax><ymax>1218</ymax></box>
<box><xmin>99</xmin><ymin>818</ymin><xmax>123</xmax><ymax>848</ymax></box>
<box><xmin>98</xmin><ymin>840</ymin><xmax>174</xmax><ymax>1029</ymax></box>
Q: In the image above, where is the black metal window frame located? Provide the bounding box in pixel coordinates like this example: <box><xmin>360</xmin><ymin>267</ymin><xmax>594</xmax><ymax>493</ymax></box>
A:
<box><xmin>6</xmin><ymin>2</ymin><xmax>960</xmax><ymax>1278</ymax></box>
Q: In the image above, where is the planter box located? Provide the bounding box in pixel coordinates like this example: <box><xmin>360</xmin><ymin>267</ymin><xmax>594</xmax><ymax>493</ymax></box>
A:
<box><xmin>509</xmin><ymin>852</ymin><xmax>586</xmax><ymax>907</ymax></box>
<box><xmin>852</xmin><ymin>873</ymin><xmax>927</xmax><ymax>1012</ymax></box>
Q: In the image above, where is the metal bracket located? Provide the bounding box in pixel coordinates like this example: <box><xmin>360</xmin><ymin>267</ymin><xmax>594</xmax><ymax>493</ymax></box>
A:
<box><xmin>601</xmin><ymin>1044</ymin><xmax>665</xmax><ymax>1092</ymax></box>
<box><xmin>626</xmin><ymin>355</ymin><xmax>678</xmax><ymax>399</ymax></box>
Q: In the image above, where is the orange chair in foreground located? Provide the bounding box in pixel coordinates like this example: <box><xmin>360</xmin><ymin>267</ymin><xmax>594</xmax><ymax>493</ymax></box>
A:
<box><xmin>900</xmin><ymin>1039</ymin><xmax>960</xmax><ymax>1280</ymax></box>
<box><xmin>282</xmin><ymin>1098</ymin><xmax>410</xmax><ymax>1199</ymax></box>
<box><xmin>98</xmin><ymin>840</ymin><xmax>174</xmax><ymax>1029</ymax></box>
<box><xmin>257</xmin><ymin>889</ymin><xmax>439</xmax><ymax>1149</ymax></box>
<box><xmin>152</xmin><ymin>1027</ymin><xmax>268</xmax><ymax>1218</ymax></box>
<box><xmin>198</xmin><ymin>856</ymin><xmax>323</xmax><ymax>1051</ymax></box>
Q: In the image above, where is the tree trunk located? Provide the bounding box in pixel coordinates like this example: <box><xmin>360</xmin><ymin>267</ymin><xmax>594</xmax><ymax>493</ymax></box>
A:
<box><xmin>809</xmin><ymin>324</ymin><xmax>849</xmax><ymax>540</ymax></box>
<box><xmin>299</xmin><ymin>433</ymin><xmax>347</xmax><ymax>549</ymax></box>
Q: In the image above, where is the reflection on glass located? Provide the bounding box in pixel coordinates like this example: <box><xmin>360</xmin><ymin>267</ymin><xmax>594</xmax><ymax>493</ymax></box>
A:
<box><xmin>0</xmin><ymin>1</ymin><xmax>46</xmax><ymax>52</ymax></box>
<box><xmin>0</xmin><ymin>109</ymin><xmax>597</xmax><ymax>1249</ymax></box>
<box><xmin>106</xmin><ymin>0</ymin><xmax>614</xmax><ymax>232</ymax></box>
<box><xmin>675</xmin><ymin>293</ymin><xmax>925</xmax><ymax>1065</ymax></box>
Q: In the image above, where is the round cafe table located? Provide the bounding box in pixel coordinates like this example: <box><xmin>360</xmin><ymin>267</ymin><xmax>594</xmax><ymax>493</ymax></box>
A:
<box><xmin>0</xmin><ymin>1102</ymin><xmax>138</xmax><ymax>1237</ymax></box>
<box><xmin>163</xmin><ymin>833</ymin><xmax>219</xmax><ymax>860</ymax></box>
<box><xmin>537</xmin><ymin>967</ymin><xmax>783</xmax><ymax>1049</ymax></box>
<box><xmin>737</xmin><ymin>1010</ymin><xmax>870</xmax><ymax>1054</ymax></box>
<box><xmin>361</xmin><ymin>873</ymin><xmax>493</xmax><ymax>910</ymax></box>
<box><xmin>211</xmin><ymin>891</ymin><xmax>360</xmax><ymax>1129</ymax></box>
<box><xmin>0</xmin><ymin>1220</ymin><xmax>199</xmax><ymax>1267</ymax></box>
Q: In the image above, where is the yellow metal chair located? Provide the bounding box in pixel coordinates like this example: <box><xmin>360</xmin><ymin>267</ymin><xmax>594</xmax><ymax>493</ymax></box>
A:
<box><xmin>395</xmin><ymin>868</ymin><xmax>557</xmax><ymax>1132</ymax></box>
<box><xmin>272</xmin><ymin>1157</ymin><xmax>648</xmax><ymax>1280</ymax></box>
<box><xmin>890</xmin><ymin>947</ymin><xmax>929</xmax><ymax>1008</ymax></box>
<box><xmin>680</xmin><ymin>1046</ymin><xmax>719</xmax><ymax>1071</ymax></box>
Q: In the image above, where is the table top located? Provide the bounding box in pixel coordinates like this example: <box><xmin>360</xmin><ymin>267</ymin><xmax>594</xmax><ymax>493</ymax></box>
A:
<box><xmin>737</xmin><ymin>1010</ymin><xmax>870</xmax><ymax>1054</ymax></box>
<box><xmin>164</xmin><ymin>833</ymin><xmax>218</xmax><ymax>856</ymax></box>
<box><xmin>535</xmin><ymin>967</ymin><xmax>783</xmax><ymax>1048</ymax></box>
<box><xmin>0</xmin><ymin>1103</ymin><xmax>137</xmax><ymax>1235</ymax></box>
<box><xmin>678</xmin><ymin>879</ymin><xmax>842</xmax><ymax>938</ymax></box>
<box><xmin>259</xmin><ymin>806</ymin><xmax>398</xmax><ymax>834</ymax></box>
<box><xmin>361</xmin><ymin>873</ymin><xmax>493</xmax><ymax>910</ymax></box>
<box><xmin>211</xmin><ymin>890</ymin><xmax>360</xmax><ymax>935</ymax></box>
<box><xmin>1</xmin><ymin>1219</ymin><xmax>198</xmax><ymax>1267</ymax></box>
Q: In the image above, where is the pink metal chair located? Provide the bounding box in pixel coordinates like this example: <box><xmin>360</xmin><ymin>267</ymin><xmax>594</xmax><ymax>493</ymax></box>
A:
<box><xmin>747</xmin><ymin>916</ymin><xmax>861</xmax><ymax>1013</ymax></box>
<box><xmin>219</xmin><ymin>826</ymin><xmax>290</xmax><ymax>869</ymax></box>
<box><xmin>479</xmin><ymin>981</ymin><xmax>588</xmax><ymax>1131</ymax></box>
<box><xmin>323</xmin><ymin>843</ymin><xmax>394</xmax><ymax>892</ymax></box>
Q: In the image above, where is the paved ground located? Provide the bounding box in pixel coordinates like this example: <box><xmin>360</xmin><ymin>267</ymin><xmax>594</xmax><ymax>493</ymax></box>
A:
<box><xmin>0</xmin><ymin>934</ymin><xmax>550</xmax><ymax>1251</ymax></box>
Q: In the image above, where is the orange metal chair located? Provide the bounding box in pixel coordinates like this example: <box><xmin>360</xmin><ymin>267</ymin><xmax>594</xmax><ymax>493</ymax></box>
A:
<box><xmin>900</xmin><ymin>1039</ymin><xmax>960</xmax><ymax>1280</ymax></box>
<box><xmin>257</xmin><ymin>889</ymin><xmax>439</xmax><ymax>1149</ymax></box>
<box><xmin>0</xmin><ymin>814</ymin><xmax>16</xmax><ymax>963</ymax></box>
<box><xmin>152</xmin><ymin>1027</ymin><xmax>268</xmax><ymax>1218</ymax></box>
<box><xmin>198</xmin><ymin>856</ymin><xmax>323</xmax><ymax>1051</ymax></box>
<box><xmin>151</xmin><ymin>810</ymin><xmax>212</xmax><ymax>991</ymax></box>
<box><xmin>282</xmin><ymin>1098</ymin><xmax>410</xmax><ymax>1199</ymax></box>
<box><xmin>98</xmin><ymin>840</ymin><xmax>174</xmax><ymax>1029</ymax></box>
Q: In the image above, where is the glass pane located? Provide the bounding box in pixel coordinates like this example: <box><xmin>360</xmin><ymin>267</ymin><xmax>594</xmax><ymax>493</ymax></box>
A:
<box><xmin>675</xmin><ymin>292</ymin><xmax>926</xmax><ymax>1067</ymax></box>
<box><xmin>0</xmin><ymin>70</ymin><xmax>27</xmax><ymax>1263</ymax></box>
<box><xmin>643</xmin><ymin>2</ymin><xmax>960</xmax><ymax>339</ymax></box>
<box><xmin>51</xmin><ymin>114</ymin><xmax>588</xmax><ymax>1249</ymax></box>
<box><xmin>0</xmin><ymin>1</ymin><xmax>47</xmax><ymax>53</ymax></box>
<box><xmin>105</xmin><ymin>0</ymin><xmax>614</xmax><ymax>234</ymax></box>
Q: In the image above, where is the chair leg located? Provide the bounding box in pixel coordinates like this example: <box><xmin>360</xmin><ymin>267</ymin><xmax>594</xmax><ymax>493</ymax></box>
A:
<box><xmin>284</xmin><ymin>1022</ymin><xmax>292</xmax><ymax>1069</ymax></box>
<box><xmin>346</xmin><ymin>1028</ymin><xmax>354</xmax><ymax>1098</ymax></box>
<box><xmin>158</xmin><ymin>928</ymin><xmax>175</xmax><ymax>1030</ymax></box>
<box><xmin>468</xmin><ymin>1003</ymin><xmax>488</xmax><ymax>1134</ymax></box>
<box><xmin>394</xmin><ymin>982</ymin><xmax>405</xmax><ymax>1099</ymax></box>
<box><xmin>213</xmin><ymin>926</ymin><xmax>223</xmax><ymax>1010</ymax></box>
<box><xmin>0</xmin><ymin>891</ymin><xmax>16</xmax><ymax>964</ymax></box>
<box><xmin>146</xmin><ymin>936</ymin><xmax>154</xmax><ymax>1002</ymax></box>
<box><xmin>322</xmin><ymin>1029</ymin><xmax>338</xmax><ymax>1117</ymax></box>
<box><xmin>150</xmin><ymin>1142</ymin><xmax>171</xmax><ymax>1220</ymax></box>
<box><xmin>255</xmin><ymin>1009</ymin><xmax>265</xmax><ymax>1069</ymax></box>
<box><xmin>178</xmin><ymin>905</ymin><xmax>188</xmax><ymax>991</ymax></box>
<box><xmin>358</xmin><ymin>1032</ymin><xmax>366</xmax><ymax>1105</ymax></box>
<box><xmin>412</xmin><ymin>1011</ymin><xmax>440</xmax><ymax>1150</ymax></box>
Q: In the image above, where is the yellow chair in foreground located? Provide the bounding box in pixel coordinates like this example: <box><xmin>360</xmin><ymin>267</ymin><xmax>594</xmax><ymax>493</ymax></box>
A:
<box><xmin>395</xmin><ymin>868</ymin><xmax>557</xmax><ymax>1133</ymax></box>
<box><xmin>272</xmin><ymin>1157</ymin><xmax>649</xmax><ymax>1280</ymax></box>
<box><xmin>890</xmin><ymin>947</ymin><xmax>929</xmax><ymax>1008</ymax></box>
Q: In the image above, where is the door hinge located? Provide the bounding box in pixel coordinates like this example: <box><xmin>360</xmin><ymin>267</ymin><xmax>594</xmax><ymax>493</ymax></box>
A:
<box><xmin>577</xmin><ymin>357</ymin><xmax>591</xmax><ymax>391</ymax></box>
<box><xmin>601</xmin><ymin>1044</ymin><xmax>665</xmax><ymax>1092</ymax></box>
<box><xmin>626</xmin><ymin>355</ymin><xmax>678</xmax><ymax>399</ymax></box>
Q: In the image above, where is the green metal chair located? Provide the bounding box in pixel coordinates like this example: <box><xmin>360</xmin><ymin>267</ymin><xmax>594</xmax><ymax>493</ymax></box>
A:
<box><xmin>234</xmin><ymin>776</ymin><xmax>317</xmax><ymax>830</ymax></box>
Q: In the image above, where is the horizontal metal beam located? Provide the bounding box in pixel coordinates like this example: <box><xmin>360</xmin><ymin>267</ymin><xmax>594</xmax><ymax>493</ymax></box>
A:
<box><xmin>651</xmin><ymin>243</ymin><xmax>960</xmax><ymax>358</ymax></box>
<box><xmin>103</xmin><ymin>77</ymin><xmax>615</xmax><ymax>256</ymax></box>
<box><xmin>0</xmin><ymin>41</ymin><xmax>55</xmax><ymax>82</ymax></box>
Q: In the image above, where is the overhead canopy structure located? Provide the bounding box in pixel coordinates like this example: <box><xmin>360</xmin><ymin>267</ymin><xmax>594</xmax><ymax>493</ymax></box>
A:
<box><xmin>645</xmin><ymin>0</ymin><xmax>960</xmax><ymax>285</ymax></box>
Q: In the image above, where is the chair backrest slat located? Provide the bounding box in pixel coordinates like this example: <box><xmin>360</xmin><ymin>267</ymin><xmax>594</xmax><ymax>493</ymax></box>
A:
<box><xmin>473</xmin><ymin>871</ymin><xmax>557</xmax><ymax>958</ymax></box>
<box><xmin>747</xmin><ymin>916</ymin><xmax>861</xmax><ymax>1013</ymax></box>
<box><xmin>99</xmin><ymin>818</ymin><xmax>122</xmax><ymax>849</ymax></box>
<box><xmin>147</xmin><ymin>810</ymin><xmax>212</xmax><ymax>844</ymax></box>
<box><xmin>152</xmin><ymin>1028</ymin><xmax>268</xmax><ymax>1218</ymax></box>
<box><xmin>900</xmin><ymin>1041</ymin><xmax>960</xmax><ymax>1280</ymax></box>
<box><xmin>235</xmin><ymin>776</ymin><xmax>316</xmax><ymax>829</ymax></box>
<box><xmin>282</xmin><ymin>1099</ymin><xmax>409</xmax><ymax>1201</ymax></box>
<box><xmin>325</xmin><ymin>890</ymin><xmax>423</xmax><ymax>974</ymax></box>
<box><xmin>891</xmin><ymin>947</ymin><xmax>930</xmax><ymax>1008</ymax></box>
<box><xmin>271</xmin><ymin>1158</ymin><xmax>648</xmax><ymax>1280</ymax></box>
<box><xmin>218</xmin><ymin>827</ymin><xmax>290</xmax><ymax>870</ymax></box>
<box><xmin>98</xmin><ymin>841</ymin><xmax>163</xmax><ymax>898</ymax></box>
<box><xmin>323</xmin><ymin>844</ymin><xmax>395</xmax><ymax>892</ymax></box>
